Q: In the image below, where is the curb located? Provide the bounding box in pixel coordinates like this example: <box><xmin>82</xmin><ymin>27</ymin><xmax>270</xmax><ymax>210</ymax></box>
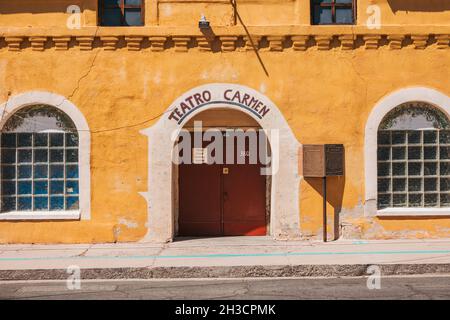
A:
<box><xmin>1</xmin><ymin>264</ymin><xmax>450</xmax><ymax>280</ymax></box>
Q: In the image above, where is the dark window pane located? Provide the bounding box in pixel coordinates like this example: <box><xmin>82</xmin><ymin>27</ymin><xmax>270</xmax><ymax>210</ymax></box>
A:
<box><xmin>424</xmin><ymin>146</ymin><xmax>437</xmax><ymax>160</ymax></box>
<box><xmin>66</xmin><ymin>181</ymin><xmax>79</xmax><ymax>195</ymax></box>
<box><xmin>125</xmin><ymin>0</ymin><xmax>141</xmax><ymax>5</ymax></box>
<box><xmin>408</xmin><ymin>131</ymin><xmax>421</xmax><ymax>144</ymax></box>
<box><xmin>377</xmin><ymin>147</ymin><xmax>390</xmax><ymax>161</ymax></box>
<box><xmin>393</xmin><ymin>162</ymin><xmax>406</xmax><ymax>176</ymax></box>
<box><xmin>441</xmin><ymin>178</ymin><xmax>450</xmax><ymax>191</ymax></box>
<box><xmin>34</xmin><ymin>165</ymin><xmax>48</xmax><ymax>179</ymax></box>
<box><xmin>50</xmin><ymin>133</ymin><xmax>64</xmax><ymax>147</ymax></box>
<box><xmin>424</xmin><ymin>162</ymin><xmax>437</xmax><ymax>176</ymax></box>
<box><xmin>408</xmin><ymin>178</ymin><xmax>422</xmax><ymax>192</ymax></box>
<box><xmin>336</xmin><ymin>8</ymin><xmax>353</xmax><ymax>24</ymax></box>
<box><xmin>34</xmin><ymin>149</ymin><xmax>48</xmax><ymax>162</ymax></box>
<box><xmin>378</xmin><ymin>194</ymin><xmax>391</xmax><ymax>209</ymax></box>
<box><xmin>408</xmin><ymin>147</ymin><xmax>421</xmax><ymax>160</ymax></box>
<box><xmin>408</xmin><ymin>194</ymin><xmax>422</xmax><ymax>207</ymax></box>
<box><xmin>408</xmin><ymin>162</ymin><xmax>422</xmax><ymax>176</ymax></box>
<box><xmin>50</xmin><ymin>149</ymin><xmax>64</xmax><ymax>163</ymax></box>
<box><xmin>2</xmin><ymin>181</ymin><xmax>16</xmax><ymax>195</ymax></box>
<box><xmin>34</xmin><ymin>133</ymin><xmax>48</xmax><ymax>147</ymax></box>
<box><xmin>440</xmin><ymin>193</ymin><xmax>450</xmax><ymax>206</ymax></box>
<box><xmin>1</xmin><ymin>133</ymin><xmax>16</xmax><ymax>148</ymax></box>
<box><xmin>104</xmin><ymin>0</ymin><xmax>121</xmax><ymax>5</ymax></box>
<box><xmin>313</xmin><ymin>7</ymin><xmax>332</xmax><ymax>24</ymax></box>
<box><xmin>33</xmin><ymin>181</ymin><xmax>48</xmax><ymax>195</ymax></box>
<box><xmin>441</xmin><ymin>162</ymin><xmax>450</xmax><ymax>176</ymax></box>
<box><xmin>336</xmin><ymin>0</ymin><xmax>352</xmax><ymax>3</ymax></box>
<box><xmin>440</xmin><ymin>131</ymin><xmax>450</xmax><ymax>144</ymax></box>
<box><xmin>18</xmin><ymin>165</ymin><xmax>32</xmax><ymax>179</ymax></box>
<box><xmin>18</xmin><ymin>181</ymin><xmax>32</xmax><ymax>195</ymax></box>
<box><xmin>18</xmin><ymin>149</ymin><xmax>32</xmax><ymax>163</ymax></box>
<box><xmin>424</xmin><ymin>178</ymin><xmax>438</xmax><ymax>192</ymax></box>
<box><xmin>50</xmin><ymin>181</ymin><xmax>64</xmax><ymax>195</ymax></box>
<box><xmin>425</xmin><ymin>194</ymin><xmax>438</xmax><ymax>207</ymax></box>
<box><xmin>1</xmin><ymin>149</ymin><xmax>16</xmax><ymax>164</ymax></box>
<box><xmin>66</xmin><ymin>133</ymin><xmax>79</xmax><ymax>147</ymax></box>
<box><xmin>392</xmin><ymin>131</ymin><xmax>406</xmax><ymax>144</ymax></box>
<box><xmin>50</xmin><ymin>165</ymin><xmax>64</xmax><ymax>179</ymax></box>
<box><xmin>392</xmin><ymin>147</ymin><xmax>406</xmax><ymax>160</ymax></box>
<box><xmin>424</xmin><ymin>131</ymin><xmax>437</xmax><ymax>144</ymax></box>
<box><xmin>393</xmin><ymin>194</ymin><xmax>406</xmax><ymax>207</ymax></box>
<box><xmin>378</xmin><ymin>178</ymin><xmax>390</xmax><ymax>193</ymax></box>
<box><xmin>66</xmin><ymin>196</ymin><xmax>79</xmax><ymax>210</ymax></box>
<box><xmin>378</xmin><ymin>162</ymin><xmax>390</xmax><ymax>176</ymax></box>
<box><xmin>393</xmin><ymin>178</ymin><xmax>406</xmax><ymax>192</ymax></box>
<box><xmin>1</xmin><ymin>197</ymin><xmax>16</xmax><ymax>212</ymax></box>
<box><xmin>1</xmin><ymin>165</ymin><xmax>16</xmax><ymax>179</ymax></box>
<box><xmin>18</xmin><ymin>197</ymin><xmax>32</xmax><ymax>211</ymax></box>
<box><xmin>66</xmin><ymin>165</ymin><xmax>79</xmax><ymax>179</ymax></box>
<box><xmin>18</xmin><ymin>133</ymin><xmax>32</xmax><ymax>147</ymax></box>
<box><xmin>440</xmin><ymin>147</ymin><xmax>450</xmax><ymax>160</ymax></box>
<box><xmin>66</xmin><ymin>149</ymin><xmax>78</xmax><ymax>163</ymax></box>
<box><xmin>50</xmin><ymin>196</ymin><xmax>64</xmax><ymax>211</ymax></box>
<box><xmin>124</xmin><ymin>8</ymin><xmax>142</xmax><ymax>26</ymax></box>
<box><xmin>102</xmin><ymin>8</ymin><xmax>123</xmax><ymax>26</ymax></box>
<box><xmin>378</xmin><ymin>131</ymin><xmax>390</xmax><ymax>145</ymax></box>
<box><xmin>34</xmin><ymin>197</ymin><xmax>48</xmax><ymax>211</ymax></box>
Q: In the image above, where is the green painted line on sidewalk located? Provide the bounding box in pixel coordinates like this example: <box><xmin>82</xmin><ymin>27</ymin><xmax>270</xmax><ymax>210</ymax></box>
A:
<box><xmin>1</xmin><ymin>249</ymin><xmax>450</xmax><ymax>262</ymax></box>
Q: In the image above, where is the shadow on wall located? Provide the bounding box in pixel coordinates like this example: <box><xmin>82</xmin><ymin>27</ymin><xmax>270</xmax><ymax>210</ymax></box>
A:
<box><xmin>304</xmin><ymin>176</ymin><xmax>345</xmax><ymax>241</ymax></box>
<box><xmin>387</xmin><ymin>0</ymin><xmax>450</xmax><ymax>13</ymax></box>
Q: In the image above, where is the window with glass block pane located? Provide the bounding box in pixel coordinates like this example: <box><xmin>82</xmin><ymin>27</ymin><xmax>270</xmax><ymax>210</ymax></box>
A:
<box><xmin>377</xmin><ymin>102</ymin><xmax>450</xmax><ymax>209</ymax></box>
<box><xmin>99</xmin><ymin>0</ymin><xmax>143</xmax><ymax>26</ymax></box>
<box><xmin>311</xmin><ymin>0</ymin><xmax>355</xmax><ymax>25</ymax></box>
<box><xmin>0</xmin><ymin>105</ymin><xmax>79</xmax><ymax>213</ymax></box>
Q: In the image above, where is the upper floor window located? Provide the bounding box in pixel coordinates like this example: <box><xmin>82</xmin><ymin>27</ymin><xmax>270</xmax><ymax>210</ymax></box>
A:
<box><xmin>99</xmin><ymin>0</ymin><xmax>144</xmax><ymax>26</ymax></box>
<box><xmin>311</xmin><ymin>0</ymin><xmax>355</xmax><ymax>25</ymax></box>
<box><xmin>377</xmin><ymin>102</ymin><xmax>450</xmax><ymax>209</ymax></box>
<box><xmin>1</xmin><ymin>105</ymin><xmax>80</xmax><ymax>213</ymax></box>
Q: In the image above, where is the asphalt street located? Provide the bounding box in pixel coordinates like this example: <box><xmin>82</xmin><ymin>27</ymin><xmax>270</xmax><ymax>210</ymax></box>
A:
<box><xmin>1</xmin><ymin>275</ymin><xmax>450</xmax><ymax>300</ymax></box>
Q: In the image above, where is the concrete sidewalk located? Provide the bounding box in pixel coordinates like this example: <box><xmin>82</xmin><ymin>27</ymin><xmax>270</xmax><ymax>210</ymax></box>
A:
<box><xmin>1</xmin><ymin>237</ymin><xmax>450</xmax><ymax>279</ymax></box>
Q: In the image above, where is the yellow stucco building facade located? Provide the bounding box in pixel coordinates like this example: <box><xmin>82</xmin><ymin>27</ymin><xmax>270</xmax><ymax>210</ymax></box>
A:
<box><xmin>0</xmin><ymin>0</ymin><xmax>449</xmax><ymax>244</ymax></box>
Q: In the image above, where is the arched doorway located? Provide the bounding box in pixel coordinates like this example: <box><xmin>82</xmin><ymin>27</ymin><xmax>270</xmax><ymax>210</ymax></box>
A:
<box><xmin>141</xmin><ymin>83</ymin><xmax>301</xmax><ymax>243</ymax></box>
<box><xmin>175</xmin><ymin>109</ymin><xmax>271</xmax><ymax>237</ymax></box>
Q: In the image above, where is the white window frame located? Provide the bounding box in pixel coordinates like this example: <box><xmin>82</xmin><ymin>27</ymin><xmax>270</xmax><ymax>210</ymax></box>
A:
<box><xmin>365</xmin><ymin>87</ymin><xmax>450</xmax><ymax>217</ymax></box>
<box><xmin>0</xmin><ymin>91</ymin><xmax>91</xmax><ymax>221</ymax></box>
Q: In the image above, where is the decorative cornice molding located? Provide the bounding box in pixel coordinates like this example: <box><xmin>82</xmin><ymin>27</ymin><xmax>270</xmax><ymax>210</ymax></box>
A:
<box><xmin>0</xmin><ymin>33</ymin><xmax>448</xmax><ymax>52</ymax></box>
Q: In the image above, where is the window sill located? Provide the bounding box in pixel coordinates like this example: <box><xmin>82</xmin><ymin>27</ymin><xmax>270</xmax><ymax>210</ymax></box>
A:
<box><xmin>377</xmin><ymin>208</ymin><xmax>450</xmax><ymax>217</ymax></box>
<box><xmin>0</xmin><ymin>211</ymin><xmax>81</xmax><ymax>221</ymax></box>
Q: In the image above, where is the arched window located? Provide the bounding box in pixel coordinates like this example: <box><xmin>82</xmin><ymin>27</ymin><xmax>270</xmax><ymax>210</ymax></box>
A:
<box><xmin>377</xmin><ymin>102</ymin><xmax>450</xmax><ymax>209</ymax></box>
<box><xmin>1</xmin><ymin>105</ymin><xmax>80</xmax><ymax>213</ymax></box>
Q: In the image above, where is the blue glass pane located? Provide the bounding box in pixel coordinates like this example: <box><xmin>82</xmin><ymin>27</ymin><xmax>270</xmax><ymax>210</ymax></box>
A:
<box><xmin>336</xmin><ymin>0</ymin><xmax>352</xmax><ymax>3</ymax></box>
<box><xmin>66</xmin><ymin>181</ymin><xmax>79</xmax><ymax>195</ymax></box>
<box><xmin>34</xmin><ymin>149</ymin><xmax>48</xmax><ymax>162</ymax></box>
<box><xmin>18</xmin><ymin>133</ymin><xmax>32</xmax><ymax>147</ymax></box>
<box><xmin>66</xmin><ymin>196</ymin><xmax>79</xmax><ymax>210</ymax></box>
<box><xmin>66</xmin><ymin>133</ymin><xmax>79</xmax><ymax>147</ymax></box>
<box><xmin>104</xmin><ymin>0</ymin><xmax>121</xmax><ymax>5</ymax></box>
<box><xmin>18</xmin><ymin>181</ymin><xmax>32</xmax><ymax>195</ymax></box>
<box><xmin>314</xmin><ymin>7</ymin><xmax>332</xmax><ymax>24</ymax></box>
<box><xmin>34</xmin><ymin>181</ymin><xmax>48</xmax><ymax>195</ymax></box>
<box><xmin>50</xmin><ymin>133</ymin><xmax>64</xmax><ymax>147</ymax></box>
<box><xmin>34</xmin><ymin>133</ymin><xmax>48</xmax><ymax>147</ymax></box>
<box><xmin>125</xmin><ymin>0</ymin><xmax>141</xmax><ymax>5</ymax></box>
<box><xmin>18</xmin><ymin>165</ymin><xmax>32</xmax><ymax>179</ymax></box>
<box><xmin>50</xmin><ymin>196</ymin><xmax>64</xmax><ymax>211</ymax></box>
<box><xmin>50</xmin><ymin>165</ymin><xmax>64</xmax><ymax>179</ymax></box>
<box><xmin>124</xmin><ymin>9</ymin><xmax>142</xmax><ymax>26</ymax></box>
<box><xmin>336</xmin><ymin>8</ymin><xmax>353</xmax><ymax>24</ymax></box>
<box><xmin>18</xmin><ymin>197</ymin><xmax>32</xmax><ymax>211</ymax></box>
<box><xmin>1</xmin><ymin>134</ymin><xmax>16</xmax><ymax>148</ymax></box>
<box><xmin>66</xmin><ymin>165</ymin><xmax>79</xmax><ymax>179</ymax></box>
<box><xmin>2</xmin><ymin>181</ymin><xmax>16</xmax><ymax>195</ymax></box>
<box><xmin>1</xmin><ymin>197</ymin><xmax>16</xmax><ymax>212</ymax></box>
<box><xmin>34</xmin><ymin>197</ymin><xmax>48</xmax><ymax>211</ymax></box>
<box><xmin>66</xmin><ymin>149</ymin><xmax>78</xmax><ymax>163</ymax></box>
<box><xmin>34</xmin><ymin>165</ymin><xmax>48</xmax><ymax>179</ymax></box>
<box><xmin>18</xmin><ymin>149</ymin><xmax>32</xmax><ymax>163</ymax></box>
<box><xmin>50</xmin><ymin>180</ymin><xmax>64</xmax><ymax>195</ymax></box>
<box><xmin>1</xmin><ymin>149</ymin><xmax>16</xmax><ymax>164</ymax></box>
<box><xmin>50</xmin><ymin>149</ymin><xmax>64</xmax><ymax>163</ymax></box>
<box><xmin>2</xmin><ymin>165</ymin><xmax>16</xmax><ymax>179</ymax></box>
<box><xmin>102</xmin><ymin>8</ymin><xmax>123</xmax><ymax>26</ymax></box>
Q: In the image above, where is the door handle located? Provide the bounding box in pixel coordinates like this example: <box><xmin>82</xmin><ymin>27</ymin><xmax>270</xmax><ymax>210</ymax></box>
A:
<box><xmin>223</xmin><ymin>192</ymin><xmax>229</xmax><ymax>201</ymax></box>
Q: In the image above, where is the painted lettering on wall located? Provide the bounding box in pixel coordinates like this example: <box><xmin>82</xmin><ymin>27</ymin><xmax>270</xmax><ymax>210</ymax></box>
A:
<box><xmin>168</xmin><ymin>88</ymin><xmax>272</xmax><ymax>125</ymax></box>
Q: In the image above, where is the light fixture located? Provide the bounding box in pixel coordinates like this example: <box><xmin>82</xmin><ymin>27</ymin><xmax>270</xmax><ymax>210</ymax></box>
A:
<box><xmin>198</xmin><ymin>14</ymin><xmax>210</xmax><ymax>29</ymax></box>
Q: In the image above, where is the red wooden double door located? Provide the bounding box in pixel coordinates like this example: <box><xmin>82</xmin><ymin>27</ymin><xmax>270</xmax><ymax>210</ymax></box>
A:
<box><xmin>178</xmin><ymin>131</ymin><xmax>267</xmax><ymax>236</ymax></box>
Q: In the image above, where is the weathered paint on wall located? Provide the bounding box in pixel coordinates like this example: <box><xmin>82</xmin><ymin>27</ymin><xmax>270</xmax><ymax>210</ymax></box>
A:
<box><xmin>0</xmin><ymin>0</ymin><xmax>449</xmax><ymax>243</ymax></box>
